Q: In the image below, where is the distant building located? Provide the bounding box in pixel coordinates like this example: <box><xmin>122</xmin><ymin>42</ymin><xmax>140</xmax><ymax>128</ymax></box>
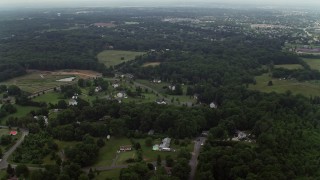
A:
<box><xmin>69</xmin><ymin>99</ymin><xmax>78</xmax><ymax>106</ymax></box>
<box><xmin>159</xmin><ymin>137</ymin><xmax>171</xmax><ymax>151</ymax></box>
<box><xmin>168</xmin><ymin>85</ymin><xmax>176</xmax><ymax>91</ymax></box>
<box><xmin>210</xmin><ymin>102</ymin><xmax>217</xmax><ymax>109</ymax></box>
<box><xmin>112</xmin><ymin>83</ymin><xmax>120</xmax><ymax>88</ymax></box>
<box><xmin>120</xmin><ymin>145</ymin><xmax>132</xmax><ymax>151</ymax></box>
<box><xmin>9</xmin><ymin>131</ymin><xmax>17</xmax><ymax>136</ymax></box>
<box><xmin>155</xmin><ymin>99</ymin><xmax>167</xmax><ymax>105</ymax></box>
<box><xmin>95</xmin><ymin>86</ymin><xmax>102</xmax><ymax>92</ymax></box>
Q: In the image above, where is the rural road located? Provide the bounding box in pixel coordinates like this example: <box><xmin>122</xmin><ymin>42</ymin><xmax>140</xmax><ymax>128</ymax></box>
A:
<box><xmin>189</xmin><ymin>137</ymin><xmax>206</xmax><ymax>180</ymax></box>
<box><xmin>0</xmin><ymin>128</ymin><xmax>29</xmax><ymax>170</ymax></box>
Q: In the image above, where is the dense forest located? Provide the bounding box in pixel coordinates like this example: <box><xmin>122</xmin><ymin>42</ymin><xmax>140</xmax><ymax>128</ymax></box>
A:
<box><xmin>1</xmin><ymin>7</ymin><xmax>320</xmax><ymax>180</ymax></box>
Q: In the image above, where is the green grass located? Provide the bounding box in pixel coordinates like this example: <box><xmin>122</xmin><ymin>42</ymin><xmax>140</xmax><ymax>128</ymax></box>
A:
<box><xmin>303</xmin><ymin>58</ymin><xmax>320</xmax><ymax>71</ymax></box>
<box><xmin>0</xmin><ymin>128</ymin><xmax>9</xmax><ymax>137</ymax></box>
<box><xmin>97</xmin><ymin>50</ymin><xmax>145</xmax><ymax>67</ymax></box>
<box><xmin>116</xmin><ymin>151</ymin><xmax>136</xmax><ymax>165</ymax></box>
<box><xmin>249</xmin><ymin>73</ymin><xmax>320</xmax><ymax>97</ymax></box>
<box><xmin>0</xmin><ymin>72</ymin><xmax>75</xmax><ymax>93</ymax></box>
<box><xmin>0</xmin><ymin>105</ymin><xmax>40</xmax><ymax>124</ymax></box>
<box><xmin>54</xmin><ymin>140</ymin><xmax>79</xmax><ymax>150</ymax></box>
<box><xmin>32</xmin><ymin>92</ymin><xmax>65</xmax><ymax>104</ymax></box>
<box><xmin>274</xmin><ymin>64</ymin><xmax>303</xmax><ymax>70</ymax></box>
<box><xmin>94</xmin><ymin>137</ymin><xmax>132</xmax><ymax>167</ymax></box>
<box><xmin>95</xmin><ymin>169</ymin><xmax>121</xmax><ymax>180</ymax></box>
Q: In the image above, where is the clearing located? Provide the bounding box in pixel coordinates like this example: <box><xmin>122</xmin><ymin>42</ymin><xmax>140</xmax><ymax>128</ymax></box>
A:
<box><xmin>97</xmin><ymin>50</ymin><xmax>145</xmax><ymax>67</ymax></box>
<box><xmin>0</xmin><ymin>70</ymin><xmax>101</xmax><ymax>94</ymax></box>
<box><xmin>303</xmin><ymin>58</ymin><xmax>320</xmax><ymax>71</ymax></box>
<box><xmin>142</xmin><ymin>62</ymin><xmax>161</xmax><ymax>67</ymax></box>
<box><xmin>274</xmin><ymin>64</ymin><xmax>303</xmax><ymax>70</ymax></box>
<box><xmin>249</xmin><ymin>73</ymin><xmax>320</xmax><ymax>97</ymax></box>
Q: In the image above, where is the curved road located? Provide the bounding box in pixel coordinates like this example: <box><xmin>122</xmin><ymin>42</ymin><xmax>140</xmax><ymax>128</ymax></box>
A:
<box><xmin>0</xmin><ymin>127</ymin><xmax>29</xmax><ymax>169</ymax></box>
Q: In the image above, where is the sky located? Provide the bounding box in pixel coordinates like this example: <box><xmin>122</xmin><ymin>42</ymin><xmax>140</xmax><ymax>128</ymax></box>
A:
<box><xmin>0</xmin><ymin>0</ymin><xmax>319</xmax><ymax>9</ymax></box>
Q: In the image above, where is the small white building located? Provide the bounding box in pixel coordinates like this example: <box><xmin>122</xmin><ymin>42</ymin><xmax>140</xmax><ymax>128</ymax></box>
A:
<box><xmin>210</xmin><ymin>102</ymin><xmax>217</xmax><ymax>109</ymax></box>
<box><xmin>168</xmin><ymin>85</ymin><xmax>176</xmax><ymax>91</ymax></box>
<box><xmin>112</xmin><ymin>83</ymin><xmax>120</xmax><ymax>88</ymax></box>
<box><xmin>69</xmin><ymin>99</ymin><xmax>78</xmax><ymax>106</ymax></box>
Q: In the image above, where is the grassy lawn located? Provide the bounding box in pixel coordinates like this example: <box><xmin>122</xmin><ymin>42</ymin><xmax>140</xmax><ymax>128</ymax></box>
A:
<box><xmin>274</xmin><ymin>64</ymin><xmax>303</xmax><ymax>70</ymax></box>
<box><xmin>54</xmin><ymin>140</ymin><xmax>79</xmax><ymax>150</ymax></box>
<box><xmin>97</xmin><ymin>50</ymin><xmax>145</xmax><ymax>67</ymax></box>
<box><xmin>249</xmin><ymin>73</ymin><xmax>320</xmax><ymax>97</ymax></box>
<box><xmin>116</xmin><ymin>151</ymin><xmax>136</xmax><ymax>165</ymax></box>
<box><xmin>95</xmin><ymin>169</ymin><xmax>121</xmax><ymax>180</ymax></box>
<box><xmin>0</xmin><ymin>105</ymin><xmax>40</xmax><ymax>124</ymax></box>
<box><xmin>135</xmin><ymin>79</ymin><xmax>169</xmax><ymax>94</ymax></box>
<box><xmin>32</xmin><ymin>92</ymin><xmax>65</xmax><ymax>104</ymax></box>
<box><xmin>94</xmin><ymin>137</ymin><xmax>132</xmax><ymax>167</ymax></box>
<box><xmin>303</xmin><ymin>58</ymin><xmax>320</xmax><ymax>71</ymax></box>
<box><xmin>142</xmin><ymin>62</ymin><xmax>161</xmax><ymax>67</ymax></box>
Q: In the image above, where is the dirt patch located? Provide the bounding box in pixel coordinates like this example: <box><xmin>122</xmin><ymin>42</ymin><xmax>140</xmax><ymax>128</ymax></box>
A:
<box><xmin>142</xmin><ymin>62</ymin><xmax>161</xmax><ymax>67</ymax></box>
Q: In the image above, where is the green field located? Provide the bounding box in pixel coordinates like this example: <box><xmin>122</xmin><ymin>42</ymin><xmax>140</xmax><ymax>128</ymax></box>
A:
<box><xmin>274</xmin><ymin>64</ymin><xmax>303</xmax><ymax>70</ymax></box>
<box><xmin>0</xmin><ymin>105</ymin><xmax>40</xmax><ymax>124</ymax></box>
<box><xmin>94</xmin><ymin>137</ymin><xmax>132</xmax><ymax>167</ymax></box>
<box><xmin>97</xmin><ymin>50</ymin><xmax>145</xmax><ymax>67</ymax></box>
<box><xmin>116</xmin><ymin>151</ymin><xmax>136</xmax><ymax>165</ymax></box>
<box><xmin>0</xmin><ymin>72</ymin><xmax>74</xmax><ymax>93</ymax></box>
<box><xmin>249</xmin><ymin>73</ymin><xmax>320</xmax><ymax>96</ymax></box>
<box><xmin>95</xmin><ymin>169</ymin><xmax>121</xmax><ymax>180</ymax></box>
<box><xmin>303</xmin><ymin>58</ymin><xmax>320</xmax><ymax>71</ymax></box>
<box><xmin>32</xmin><ymin>92</ymin><xmax>65</xmax><ymax>104</ymax></box>
<box><xmin>0</xmin><ymin>128</ymin><xmax>9</xmax><ymax>137</ymax></box>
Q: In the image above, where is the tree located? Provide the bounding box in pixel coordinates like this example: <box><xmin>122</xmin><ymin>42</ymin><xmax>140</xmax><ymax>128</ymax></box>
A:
<box><xmin>88</xmin><ymin>168</ymin><xmax>95</xmax><ymax>180</ymax></box>
<box><xmin>165</xmin><ymin>155</ymin><xmax>174</xmax><ymax>167</ymax></box>
<box><xmin>268</xmin><ymin>80</ymin><xmax>273</xmax><ymax>86</ymax></box>
<box><xmin>172</xmin><ymin>158</ymin><xmax>191</xmax><ymax>180</ymax></box>
<box><xmin>29</xmin><ymin>170</ymin><xmax>43</xmax><ymax>180</ymax></box>
<box><xmin>15</xmin><ymin>164</ymin><xmax>29</xmax><ymax>178</ymax></box>
<box><xmin>157</xmin><ymin>155</ymin><xmax>162</xmax><ymax>166</ymax></box>
<box><xmin>145</xmin><ymin>137</ymin><xmax>153</xmax><ymax>147</ymax></box>
<box><xmin>6</xmin><ymin>164</ymin><xmax>14</xmax><ymax>177</ymax></box>
<box><xmin>97</xmin><ymin>138</ymin><xmax>105</xmax><ymax>148</ymax></box>
<box><xmin>57</xmin><ymin>100</ymin><xmax>68</xmax><ymax>109</ymax></box>
<box><xmin>7</xmin><ymin>85</ymin><xmax>21</xmax><ymax>96</ymax></box>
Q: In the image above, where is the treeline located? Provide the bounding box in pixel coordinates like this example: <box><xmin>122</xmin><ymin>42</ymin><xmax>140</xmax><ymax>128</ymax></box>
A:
<box><xmin>0</xmin><ymin>64</ymin><xmax>26</xmax><ymax>82</ymax></box>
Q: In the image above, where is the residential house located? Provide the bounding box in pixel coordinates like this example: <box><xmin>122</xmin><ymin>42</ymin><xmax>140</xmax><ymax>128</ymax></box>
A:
<box><xmin>120</xmin><ymin>145</ymin><xmax>132</xmax><ymax>151</ymax></box>
<box><xmin>159</xmin><ymin>137</ymin><xmax>171</xmax><ymax>151</ymax></box>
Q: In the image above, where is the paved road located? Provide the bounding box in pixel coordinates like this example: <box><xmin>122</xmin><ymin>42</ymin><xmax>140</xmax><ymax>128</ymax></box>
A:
<box><xmin>189</xmin><ymin>137</ymin><xmax>206</xmax><ymax>180</ymax></box>
<box><xmin>0</xmin><ymin>128</ymin><xmax>29</xmax><ymax>169</ymax></box>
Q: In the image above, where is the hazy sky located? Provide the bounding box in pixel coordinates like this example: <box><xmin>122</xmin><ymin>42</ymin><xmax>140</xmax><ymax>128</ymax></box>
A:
<box><xmin>0</xmin><ymin>0</ymin><xmax>319</xmax><ymax>8</ymax></box>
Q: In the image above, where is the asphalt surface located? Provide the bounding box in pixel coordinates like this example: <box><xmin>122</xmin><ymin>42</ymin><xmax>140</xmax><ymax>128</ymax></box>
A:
<box><xmin>0</xmin><ymin>128</ymin><xmax>29</xmax><ymax>169</ymax></box>
<box><xmin>189</xmin><ymin>137</ymin><xmax>206</xmax><ymax>180</ymax></box>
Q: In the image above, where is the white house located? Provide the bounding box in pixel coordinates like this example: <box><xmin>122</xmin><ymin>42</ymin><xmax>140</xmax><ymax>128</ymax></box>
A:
<box><xmin>210</xmin><ymin>102</ymin><xmax>217</xmax><ymax>109</ymax></box>
<box><xmin>69</xmin><ymin>99</ymin><xmax>78</xmax><ymax>106</ymax></box>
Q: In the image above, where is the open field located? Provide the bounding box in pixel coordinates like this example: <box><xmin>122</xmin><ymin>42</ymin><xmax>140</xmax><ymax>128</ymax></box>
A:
<box><xmin>274</xmin><ymin>64</ymin><xmax>303</xmax><ymax>70</ymax></box>
<box><xmin>116</xmin><ymin>151</ymin><xmax>136</xmax><ymax>165</ymax></box>
<box><xmin>303</xmin><ymin>58</ymin><xmax>320</xmax><ymax>71</ymax></box>
<box><xmin>32</xmin><ymin>92</ymin><xmax>65</xmax><ymax>104</ymax></box>
<box><xmin>95</xmin><ymin>169</ymin><xmax>121</xmax><ymax>180</ymax></box>
<box><xmin>0</xmin><ymin>105</ymin><xmax>40</xmax><ymax>124</ymax></box>
<box><xmin>0</xmin><ymin>70</ymin><xmax>101</xmax><ymax>94</ymax></box>
<box><xmin>142</xmin><ymin>62</ymin><xmax>161</xmax><ymax>67</ymax></box>
<box><xmin>97</xmin><ymin>50</ymin><xmax>145</xmax><ymax>67</ymax></box>
<box><xmin>249</xmin><ymin>73</ymin><xmax>320</xmax><ymax>97</ymax></box>
<box><xmin>94</xmin><ymin>137</ymin><xmax>131</xmax><ymax>167</ymax></box>
<box><xmin>0</xmin><ymin>128</ymin><xmax>9</xmax><ymax>137</ymax></box>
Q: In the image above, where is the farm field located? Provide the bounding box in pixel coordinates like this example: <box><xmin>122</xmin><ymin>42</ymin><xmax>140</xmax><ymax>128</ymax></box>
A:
<box><xmin>303</xmin><ymin>58</ymin><xmax>320</xmax><ymax>71</ymax></box>
<box><xmin>274</xmin><ymin>64</ymin><xmax>303</xmax><ymax>70</ymax></box>
<box><xmin>249</xmin><ymin>73</ymin><xmax>320</xmax><ymax>97</ymax></box>
<box><xmin>0</xmin><ymin>70</ymin><xmax>101</xmax><ymax>94</ymax></box>
<box><xmin>142</xmin><ymin>62</ymin><xmax>161</xmax><ymax>67</ymax></box>
<box><xmin>97</xmin><ymin>50</ymin><xmax>145</xmax><ymax>67</ymax></box>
